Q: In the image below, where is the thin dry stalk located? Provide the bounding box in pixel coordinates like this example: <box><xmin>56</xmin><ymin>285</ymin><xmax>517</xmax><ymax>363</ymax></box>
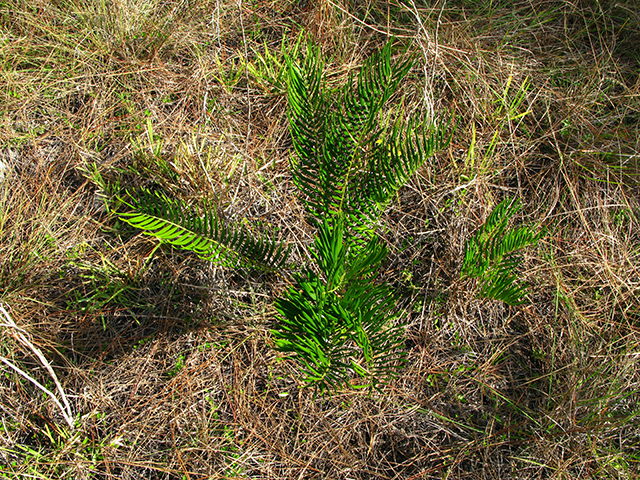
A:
<box><xmin>0</xmin><ymin>306</ymin><xmax>74</xmax><ymax>429</ymax></box>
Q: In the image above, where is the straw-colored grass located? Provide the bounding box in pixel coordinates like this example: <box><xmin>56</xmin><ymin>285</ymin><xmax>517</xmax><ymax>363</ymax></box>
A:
<box><xmin>1</xmin><ymin>0</ymin><xmax>639</xmax><ymax>478</ymax></box>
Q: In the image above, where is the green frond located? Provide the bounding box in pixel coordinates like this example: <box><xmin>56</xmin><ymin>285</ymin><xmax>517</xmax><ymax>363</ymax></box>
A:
<box><xmin>273</xmin><ymin>274</ymin><xmax>404</xmax><ymax>393</ymax></box>
<box><xmin>311</xmin><ymin>217</ymin><xmax>348</xmax><ymax>288</ymax></box>
<box><xmin>286</xmin><ymin>39</ymin><xmax>452</xmax><ymax>252</ymax></box>
<box><xmin>364</xmin><ymin>114</ymin><xmax>454</xmax><ymax>206</ymax></box>
<box><xmin>117</xmin><ymin>189</ymin><xmax>290</xmax><ymax>271</ymax></box>
<box><xmin>286</xmin><ymin>46</ymin><xmax>336</xmax><ymax>219</ymax></box>
<box><xmin>462</xmin><ymin>197</ymin><xmax>544</xmax><ymax>305</ymax></box>
<box><xmin>273</xmin><ymin>219</ymin><xmax>404</xmax><ymax>393</ymax></box>
<box><xmin>477</xmin><ymin>268</ymin><xmax>529</xmax><ymax>306</ymax></box>
<box><xmin>337</xmin><ymin>42</ymin><xmax>413</xmax><ymax>148</ymax></box>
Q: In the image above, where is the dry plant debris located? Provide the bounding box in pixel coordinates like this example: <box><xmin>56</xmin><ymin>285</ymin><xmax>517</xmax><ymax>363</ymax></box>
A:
<box><xmin>1</xmin><ymin>0</ymin><xmax>639</xmax><ymax>478</ymax></box>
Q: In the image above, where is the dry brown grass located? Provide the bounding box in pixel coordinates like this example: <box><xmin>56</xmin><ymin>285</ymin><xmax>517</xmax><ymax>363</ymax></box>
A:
<box><xmin>1</xmin><ymin>0</ymin><xmax>639</xmax><ymax>478</ymax></box>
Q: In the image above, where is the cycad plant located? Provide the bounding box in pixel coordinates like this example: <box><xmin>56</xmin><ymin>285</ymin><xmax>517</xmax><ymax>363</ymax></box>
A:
<box><xmin>115</xmin><ymin>40</ymin><xmax>540</xmax><ymax>394</ymax></box>
<box><xmin>272</xmin><ymin>41</ymin><xmax>452</xmax><ymax>391</ymax></box>
<box><xmin>116</xmin><ymin>40</ymin><xmax>452</xmax><ymax>392</ymax></box>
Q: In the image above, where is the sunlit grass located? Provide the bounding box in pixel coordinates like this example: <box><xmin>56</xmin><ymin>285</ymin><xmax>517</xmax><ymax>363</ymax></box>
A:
<box><xmin>0</xmin><ymin>0</ymin><xmax>638</xmax><ymax>478</ymax></box>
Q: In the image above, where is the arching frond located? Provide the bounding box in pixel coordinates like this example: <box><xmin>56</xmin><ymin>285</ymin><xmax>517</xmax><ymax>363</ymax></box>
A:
<box><xmin>462</xmin><ymin>197</ymin><xmax>544</xmax><ymax>305</ymax></box>
<box><xmin>286</xmin><ymin>40</ymin><xmax>452</xmax><ymax>248</ymax></box>
<box><xmin>118</xmin><ymin>189</ymin><xmax>290</xmax><ymax>271</ymax></box>
<box><xmin>273</xmin><ymin>220</ymin><xmax>404</xmax><ymax>393</ymax></box>
<box><xmin>361</xmin><ymin>114</ymin><xmax>454</xmax><ymax>205</ymax></box>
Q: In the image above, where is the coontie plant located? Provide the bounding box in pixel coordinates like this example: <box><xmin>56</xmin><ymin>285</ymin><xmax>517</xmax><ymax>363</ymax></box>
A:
<box><xmin>274</xmin><ymin>41</ymin><xmax>452</xmax><ymax>391</ymax></box>
<box><xmin>116</xmin><ymin>40</ymin><xmax>538</xmax><ymax>393</ymax></box>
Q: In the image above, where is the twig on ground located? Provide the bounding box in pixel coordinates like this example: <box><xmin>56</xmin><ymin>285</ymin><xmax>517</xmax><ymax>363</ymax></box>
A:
<box><xmin>0</xmin><ymin>304</ymin><xmax>74</xmax><ymax>430</ymax></box>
